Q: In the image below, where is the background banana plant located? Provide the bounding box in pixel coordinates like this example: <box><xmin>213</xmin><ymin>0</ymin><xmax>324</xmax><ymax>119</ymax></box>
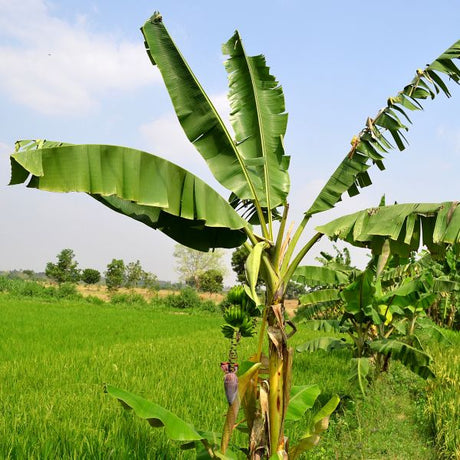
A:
<box><xmin>8</xmin><ymin>11</ymin><xmax>460</xmax><ymax>459</ymax></box>
<box><xmin>295</xmin><ymin>255</ymin><xmax>452</xmax><ymax>394</ymax></box>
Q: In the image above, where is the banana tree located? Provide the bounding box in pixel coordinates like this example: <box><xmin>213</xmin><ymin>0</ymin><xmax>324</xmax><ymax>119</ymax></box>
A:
<box><xmin>8</xmin><ymin>11</ymin><xmax>460</xmax><ymax>458</ymax></box>
<box><xmin>295</xmin><ymin>255</ymin><xmax>448</xmax><ymax>394</ymax></box>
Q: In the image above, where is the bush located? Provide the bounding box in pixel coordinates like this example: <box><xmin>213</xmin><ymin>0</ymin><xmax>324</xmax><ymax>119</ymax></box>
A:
<box><xmin>109</xmin><ymin>292</ymin><xmax>147</xmax><ymax>306</ymax></box>
<box><xmin>0</xmin><ymin>275</ymin><xmax>85</xmax><ymax>302</ymax></box>
<box><xmin>1</xmin><ymin>276</ymin><xmax>15</xmax><ymax>293</ymax></box>
<box><xmin>56</xmin><ymin>282</ymin><xmax>81</xmax><ymax>299</ymax></box>
<box><xmin>163</xmin><ymin>287</ymin><xmax>201</xmax><ymax>309</ymax></box>
<box><xmin>85</xmin><ymin>295</ymin><xmax>106</xmax><ymax>306</ymax></box>
<box><xmin>199</xmin><ymin>299</ymin><xmax>219</xmax><ymax>313</ymax></box>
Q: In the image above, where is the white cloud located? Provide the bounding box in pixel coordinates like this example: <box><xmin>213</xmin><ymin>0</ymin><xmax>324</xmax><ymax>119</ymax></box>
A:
<box><xmin>0</xmin><ymin>0</ymin><xmax>159</xmax><ymax>115</ymax></box>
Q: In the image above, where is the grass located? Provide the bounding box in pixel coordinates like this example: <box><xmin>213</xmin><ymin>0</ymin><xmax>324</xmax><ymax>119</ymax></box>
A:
<box><xmin>424</xmin><ymin>329</ymin><xmax>460</xmax><ymax>460</ymax></box>
<box><xmin>0</xmin><ymin>294</ymin><xmax>457</xmax><ymax>459</ymax></box>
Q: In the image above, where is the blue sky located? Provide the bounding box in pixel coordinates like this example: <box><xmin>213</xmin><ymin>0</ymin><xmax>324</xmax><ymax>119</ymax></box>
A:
<box><xmin>1</xmin><ymin>0</ymin><xmax>459</xmax><ymax>283</ymax></box>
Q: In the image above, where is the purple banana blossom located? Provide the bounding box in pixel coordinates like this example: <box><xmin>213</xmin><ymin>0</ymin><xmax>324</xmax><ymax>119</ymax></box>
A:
<box><xmin>221</xmin><ymin>362</ymin><xmax>239</xmax><ymax>405</ymax></box>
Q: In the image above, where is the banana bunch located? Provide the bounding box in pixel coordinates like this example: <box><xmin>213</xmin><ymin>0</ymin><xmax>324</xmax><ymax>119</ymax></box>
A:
<box><xmin>222</xmin><ymin>305</ymin><xmax>255</xmax><ymax>339</ymax></box>
<box><xmin>221</xmin><ymin>285</ymin><xmax>259</xmax><ymax>340</ymax></box>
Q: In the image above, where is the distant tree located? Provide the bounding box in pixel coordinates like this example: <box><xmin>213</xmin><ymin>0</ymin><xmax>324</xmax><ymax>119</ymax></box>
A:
<box><xmin>125</xmin><ymin>260</ymin><xmax>144</xmax><ymax>288</ymax></box>
<box><xmin>142</xmin><ymin>271</ymin><xmax>159</xmax><ymax>291</ymax></box>
<box><xmin>185</xmin><ymin>276</ymin><xmax>197</xmax><ymax>288</ymax></box>
<box><xmin>105</xmin><ymin>259</ymin><xmax>125</xmax><ymax>291</ymax></box>
<box><xmin>22</xmin><ymin>269</ymin><xmax>35</xmax><ymax>279</ymax></box>
<box><xmin>285</xmin><ymin>281</ymin><xmax>306</xmax><ymax>300</ymax></box>
<box><xmin>81</xmin><ymin>268</ymin><xmax>101</xmax><ymax>285</ymax></box>
<box><xmin>230</xmin><ymin>245</ymin><xmax>248</xmax><ymax>284</ymax></box>
<box><xmin>45</xmin><ymin>248</ymin><xmax>80</xmax><ymax>284</ymax></box>
<box><xmin>198</xmin><ymin>269</ymin><xmax>224</xmax><ymax>293</ymax></box>
<box><xmin>173</xmin><ymin>244</ymin><xmax>225</xmax><ymax>290</ymax></box>
<box><xmin>315</xmin><ymin>245</ymin><xmax>352</xmax><ymax>267</ymax></box>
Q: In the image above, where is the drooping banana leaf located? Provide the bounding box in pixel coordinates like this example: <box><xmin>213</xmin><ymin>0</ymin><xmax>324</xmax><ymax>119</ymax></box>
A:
<box><xmin>299</xmin><ymin>289</ymin><xmax>340</xmax><ymax>307</ymax></box>
<box><xmin>244</xmin><ymin>241</ymin><xmax>267</xmax><ymax>305</ymax></box>
<box><xmin>142</xmin><ymin>13</ymin><xmax>279</xmax><ymax>211</ymax></box>
<box><xmin>340</xmin><ymin>270</ymin><xmax>375</xmax><ymax>314</ymax></box>
<box><xmin>302</xmin><ymin>320</ymin><xmax>341</xmax><ymax>333</ymax></box>
<box><xmin>306</xmin><ymin>41</ymin><xmax>460</xmax><ymax>216</ymax></box>
<box><xmin>370</xmin><ymin>339</ymin><xmax>435</xmax><ymax>379</ymax></box>
<box><xmin>289</xmin><ymin>395</ymin><xmax>340</xmax><ymax>459</ymax></box>
<box><xmin>296</xmin><ymin>337</ymin><xmax>350</xmax><ymax>353</ymax></box>
<box><xmin>292</xmin><ymin>265</ymin><xmax>349</xmax><ymax>286</ymax></box>
<box><xmin>105</xmin><ymin>384</ymin><xmax>204</xmax><ymax>442</ymax></box>
<box><xmin>285</xmin><ymin>384</ymin><xmax>321</xmax><ymax>422</ymax></box>
<box><xmin>317</xmin><ymin>202</ymin><xmax>460</xmax><ymax>257</ymax></box>
<box><xmin>10</xmin><ymin>140</ymin><xmax>248</xmax><ymax>251</ymax></box>
<box><xmin>349</xmin><ymin>357</ymin><xmax>371</xmax><ymax>395</ymax></box>
<box><xmin>222</xmin><ymin>31</ymin><xmax>290</xmax><ymax>210</ymax></box>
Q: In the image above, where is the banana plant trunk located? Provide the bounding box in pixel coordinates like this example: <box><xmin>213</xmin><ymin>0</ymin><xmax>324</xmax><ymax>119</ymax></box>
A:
<box><xmin>248</xmin><ymin>286</ymin><xmax>293</xmax><ymax>458</ymax></box>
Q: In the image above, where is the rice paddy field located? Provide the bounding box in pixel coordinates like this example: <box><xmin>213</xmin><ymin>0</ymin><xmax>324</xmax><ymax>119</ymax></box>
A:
<box><xmin>0</xmin><ymin>293</ymin><xmax>458</xmax><ymax>459</ymax></box>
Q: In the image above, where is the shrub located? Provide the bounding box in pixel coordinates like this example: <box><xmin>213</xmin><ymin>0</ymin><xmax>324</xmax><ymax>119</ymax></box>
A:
<box><xmin>163</xmin><ymin>287</ymin><xmax>201</xmax><ymax>309</ymax></box>
<box><xmin>199</xmin><ymin>299</ymin><xmax>219</xmax><ymax>313</ymax></box>
<box><xmin>56</xmin><ymin>282</ymin><xmax>81</xmax><ymax>299</ymax></box>
<box><xmin>85</xmin><ymin>295</ymin><xmax>106</xmax><ymax>306</ymax></box>
<box><xmin>110</xmin><ymin>292</ymin><xmax>147</xmax><ymax>306</ymax></box>
<box><xmin>20</xmin><ymin>282</ymin><xmax>55</xmax><ymax>298</ymax></box>
<box><xmin>0</xmin><ymin>276</ymin><xmax>16</xmax><ymax>293</ymax></box>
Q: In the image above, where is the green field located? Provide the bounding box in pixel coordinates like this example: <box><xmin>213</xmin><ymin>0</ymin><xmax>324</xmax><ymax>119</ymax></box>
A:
<box><xmin>1</xmin><ymin>294</ymin><xmax>458</xmax><ymax>459</ymax></box>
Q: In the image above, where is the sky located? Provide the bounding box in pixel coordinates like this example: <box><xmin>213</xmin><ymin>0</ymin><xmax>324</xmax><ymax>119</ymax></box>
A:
<box><xmin>1</xmin><ymin>0</ymin><xmax>459</xmax><ymax>284</ymax></box>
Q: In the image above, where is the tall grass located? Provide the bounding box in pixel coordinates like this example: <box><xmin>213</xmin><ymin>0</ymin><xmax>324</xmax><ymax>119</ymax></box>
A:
<box><xmin>0</xmin><ymin>294</ymin><xmax>455</xmax><ymax>458</ymax></box>
<box><xmin>424</xmin><ymin>330</ymin><xmax>460</xmax><ymax>459</ymax></box>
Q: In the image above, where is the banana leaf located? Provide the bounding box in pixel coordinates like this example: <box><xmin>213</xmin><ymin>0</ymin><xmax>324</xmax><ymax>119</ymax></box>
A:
<box><xmin>296</xmin><ymin>337</ymin><xmax>350</xmax><ymax>353</ymax></box>
<box><xmin>289</xmin><ymin>395</ymin><xmax>340</xmax><ymax>459</ymax></box>
<box><xmin>293</xmin><ymin>265</ymin><xmax>349</xmax><ymax>286</ymax></box>
<box><xmin>10</xmin><ymin>140</ymin><xmax>248</xmax><ymax>251</ymax></box>
<box><xmin>340</xmin><ymin>270</ymin><xmax>375</xmax><ymax>314</ymax></box>
<box><xmin>299</xmin><ymin>289</ymin><xmax>340</xmax><ymax>307</ymax></box>
<box><xmin>142</xmin><ymin>14</ymin><xmax>289</xmax><ymax>210</ymax></box>
<box><xmin>370</xmin><ymin>339</ymin><xmax>435</xmax><ymax>379</ymax></box>
<box><xmin>285</xmin><ymin>384</ymin><xmax>321</xmax><ymax>422</ymax></box>
<box><xmin>223</xmin><ymin>31</ymin><xmax>290</xmax><ymax>209</ymax></box>
<box><xmin>302</xmin><ymin>320</ymin><xmax>341</xmax><ymax>333</ymax></box>
<box><xmin>306</xmin><ymin>40</ymin><xmax>460</xmax><ymax>216</ymax></box>
<box><xmin>317</xmin><ymin>202</ymin><xmax>460</xmax><ymax>257</ymax></box>
<box><xmin>105</xmin><ymin>384</ymin><xmax>204</xmax><ymax>442</ymax></box>
<box><xmin>349</xmin><ymin>357</ymin><xmax>371</xmax><ymax>395</ymax></box>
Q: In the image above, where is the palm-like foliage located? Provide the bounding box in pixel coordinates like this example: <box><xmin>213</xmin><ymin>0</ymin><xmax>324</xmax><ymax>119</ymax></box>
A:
<box><xmin>296</xmin><ymin>255</ymin><xmax>452</xmax><ymax>393</ymax></box>
<box><xmin>9</xmin><ymin>11</ymin><xmax>460</xmax><ymax>459</ymax></box>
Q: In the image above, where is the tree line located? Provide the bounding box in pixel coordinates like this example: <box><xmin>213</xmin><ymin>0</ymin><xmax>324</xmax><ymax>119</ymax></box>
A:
<box><xmin>44</xmin><ymin>248</ymin><xmax>159</xmax><ymax>292</ymax></box>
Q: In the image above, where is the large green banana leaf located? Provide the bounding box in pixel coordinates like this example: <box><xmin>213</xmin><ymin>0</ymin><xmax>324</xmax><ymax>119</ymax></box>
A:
<box><xmin>285</xmin><ymin>384</ymin><xmax>321</xmax><ymax>422</ymax></box>
<box><xmin>142</xmin><ymin>13</ymin><xmax>288</xmax><ymax>210</ymax></box>
<box><xmin>105</xmin><ymin>384</ymin><xmax>204</xmax><ymax>442</ymax></box>
<box><xmin>306</xmin><ymin>40</ymin><xmax>460</xmax><ymax>216</ymax></box>
<box><xmin>292</xmin><ymin>265</ymin><xmax>349</xmax><ymax>286</ymax></box>
<box><xmin>317</xmin><ymin>202</ymin><xmax>460</xmax><ymax>257</ymax></box>
<box><xmin>299</xmin><ymin>289</ymin><xmax>340</xmax><ymax>307</ymax></box>
<box><xmin>10</xmin><ymin>140</ymin><xmax>248</xmax><ymax>251</ymax></box>
<box><xmin>222</xmin><ymin>31</ymin><xmax>290</xmax><ymax>209</ymax></box>
<box><xmin>369</xmin><ymin>339</ymin><xmax>435</xmax><ymax>379</ymax></box>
